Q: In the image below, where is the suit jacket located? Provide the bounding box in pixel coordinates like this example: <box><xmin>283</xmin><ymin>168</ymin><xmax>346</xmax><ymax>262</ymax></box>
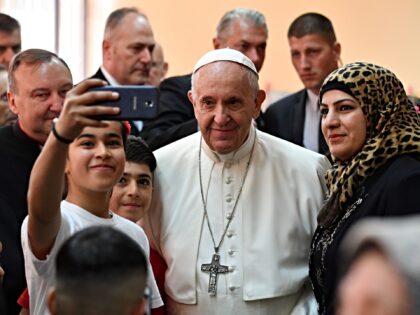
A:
<box><xmin>90</xmin><ymin>68</ymin><xmax>140</xmax><ymax>136</ymax></box>
<box><xmin>141</xmin><ymin>74</ymin><xmax>198</xmax><ymax>150</ymax></box>
<box><xmin>261</xmin><ymin>89</ymin><xmax>328</xmax><ymax>154</ymax></box>
<box><xmin>90</xmin><ymin>68</ymin><xmax>107</xmax><ymax>82</ymax></box>
<box><xmin>0</xmin><ymin>123</ymin><xmax>41</xmax><ymax>315</ymax></box>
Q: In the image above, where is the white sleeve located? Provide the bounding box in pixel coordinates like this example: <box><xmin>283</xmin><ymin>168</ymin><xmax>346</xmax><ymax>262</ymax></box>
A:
<box><xmin>21</xmin><ymin>215</ymin><xmax>70</xmax><ymax>276</ymax></box>
<box><xmin>148</xmin><ymin>259</ymin><xmax>164</xmax><ymax>309</ymax></box>
<box><xmin>133</xmin><ymin>225</ymin><xmax>163</xmax><ymax>309</ymax></box>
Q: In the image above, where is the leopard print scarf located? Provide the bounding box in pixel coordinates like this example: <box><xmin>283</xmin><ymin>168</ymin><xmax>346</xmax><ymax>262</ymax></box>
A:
<box><xmin>318</xmin><ymin>62</ymin><xmax>420</xmax><ymax>226</ymax></box>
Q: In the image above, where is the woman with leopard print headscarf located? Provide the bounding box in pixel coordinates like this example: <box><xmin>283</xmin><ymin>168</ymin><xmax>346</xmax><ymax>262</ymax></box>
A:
<box><xmin>309</xmin><ymin>62</ymin><xmax>420</xmax><ymax>315</ymax></box>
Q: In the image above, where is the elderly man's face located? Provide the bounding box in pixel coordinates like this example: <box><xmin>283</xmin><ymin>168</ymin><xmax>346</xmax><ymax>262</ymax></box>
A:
<box><xmin>103</xmin><ymin>13</ymin><xmax>155</xmax><ymax>85</ymax></box>
<box><xmin>189</xmin><ymin>62</ymin><xmax>264</xmax><ymax>154</ymax></box>
<box><xmin>8</xmin><ymin>60</ymin><xmax>73</xmax><ymax>144</ymax></box>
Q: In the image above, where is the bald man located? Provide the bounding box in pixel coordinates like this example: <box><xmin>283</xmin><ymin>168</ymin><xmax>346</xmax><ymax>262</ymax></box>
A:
<box><xmin>90</xmin><ymin>7</ymin><xmax>155</xmax><ymax>135</ymax></box>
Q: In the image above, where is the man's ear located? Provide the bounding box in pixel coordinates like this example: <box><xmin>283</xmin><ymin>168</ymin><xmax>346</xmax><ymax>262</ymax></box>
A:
<box><xmin>212</xmin><ymin>37</ymin><xmax>222</xmax><ymax>49</ymax></box>
<box><xmin>47</xmin><ymin>288</ymin><xmax>57</xmax><ymax>315</ymax></box>
<box><xmin>333</xmin><ymin>42</ymin><xmax>341</xmax><ymax>62</ymax></box>
<box><xmin>187</xmin><ymin>90</ymin><xmax>195</xmax><ymax>108</ymax></box>
<box><xmin>64</xmin><ymin>158</ymin><xmax>70</xmax><ymax>175</ymax></box>
<box><xmin>253</xmin><ymin>90</ymin><xmax>266</xmax><ymax>119</ymax></box>
<box><xmin>162</xmin><ymin>62</ymin><xmax>169</xmax><ymax>77</ymax></box>
<box><xmin>8</xmin><ymin>91</ymin><xmax>18</xmax><ymax>115</ymax></box>
<box><xmin>102</xmin><ymin>40</ymin><xmax>111</xmax><ymax>60</ymax></box>
<box><xmin>188</xmin><ymin>90</ymin><xmax>200</xmax><ymax>121</ymax></box>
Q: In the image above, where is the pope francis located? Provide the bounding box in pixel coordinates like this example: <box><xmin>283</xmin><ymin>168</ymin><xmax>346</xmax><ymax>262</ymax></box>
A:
<box><xmin>146</xmin><ymin>48</ymin><xmax>330</xmax><ymax>315</ymax></box>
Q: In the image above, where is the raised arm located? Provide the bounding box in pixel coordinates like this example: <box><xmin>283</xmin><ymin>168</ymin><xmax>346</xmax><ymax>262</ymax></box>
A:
<box><xmin>27</xmin><ymin>79</ymin><xmax>119</xmax><ymax>259</ymax></box>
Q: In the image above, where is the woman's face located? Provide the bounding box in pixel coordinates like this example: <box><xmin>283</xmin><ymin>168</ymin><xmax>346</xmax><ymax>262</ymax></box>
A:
<box><xmin>320</xmin><ymin>89</ymin><xmax>367</xmax><ymax>161</ymax></box>
<box><xmin>66</xmin><ymin>122</ymin><xmax>125</xmax><ymax>194</ymax></box>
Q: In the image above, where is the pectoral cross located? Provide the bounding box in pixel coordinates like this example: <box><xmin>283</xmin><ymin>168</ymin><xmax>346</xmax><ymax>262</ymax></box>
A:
<box><xmin>201</xmin><ymin>253</ymin><xmax>229</xmax><ymax>295</ymax></box>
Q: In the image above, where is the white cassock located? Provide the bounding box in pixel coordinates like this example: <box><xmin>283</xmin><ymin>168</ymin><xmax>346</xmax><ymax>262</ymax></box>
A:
<box><xmin>146</xmin><ymin>125</ymin><xmax>330</xmax><ymax>315</ymax></box>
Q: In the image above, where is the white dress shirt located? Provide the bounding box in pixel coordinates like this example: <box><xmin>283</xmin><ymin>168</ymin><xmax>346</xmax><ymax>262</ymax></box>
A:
<box><xmin>303</xmin><ymin>89</ymin><xmax>320</xmax><ymax>152</ymax></box>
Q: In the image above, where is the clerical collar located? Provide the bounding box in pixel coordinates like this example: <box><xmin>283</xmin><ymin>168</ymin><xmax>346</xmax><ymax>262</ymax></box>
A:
<box><xmin>100</xmin><ymin>66</ymin><xmax>122</xmax><ymax>86</ymax></box>
<box><xmin>201</xmin><ymin>125</ymin><xmax>256</xmax><ymax>162</ymax></box>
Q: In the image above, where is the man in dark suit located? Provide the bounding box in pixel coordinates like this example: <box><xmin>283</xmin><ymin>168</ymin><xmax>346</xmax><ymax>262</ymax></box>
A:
<box><xmin>141</xmin><ymin>8</ymin><xmax>268</xmax><ymax>150</ymax></box>
<box><xmin>261</xmin><ymin>13</ymin><xmax>341</xmax><ymax>154</ymax></box>
<box><xmin>0</xmin><ymin>49</ymin><xmax>73</xmax><ymax>315</ymax></box>
<box><xmin>90</xmin><ymin>7</ymin><xmax>155</xmax><ymax>135</ymax></box>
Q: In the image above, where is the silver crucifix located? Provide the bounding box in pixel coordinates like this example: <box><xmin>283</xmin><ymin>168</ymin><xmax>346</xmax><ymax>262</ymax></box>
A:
<box><xmin>201</xmin><ymin>253</ymin><xmax>230</xmax><ymax>295</ymax></box>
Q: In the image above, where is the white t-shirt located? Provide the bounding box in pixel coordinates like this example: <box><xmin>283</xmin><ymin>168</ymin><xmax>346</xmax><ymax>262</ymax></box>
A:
<box><xmin>21</xmin><ymin>200</ymin><xmax>163</xmax><ymax>315</ymax></box>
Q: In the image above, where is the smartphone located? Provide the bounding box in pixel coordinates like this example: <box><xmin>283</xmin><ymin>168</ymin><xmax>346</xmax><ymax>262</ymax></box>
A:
<box><xmin>89</xmin><ymin>85</ymin><xmax>158</xmax><ymax>120</ymax></box>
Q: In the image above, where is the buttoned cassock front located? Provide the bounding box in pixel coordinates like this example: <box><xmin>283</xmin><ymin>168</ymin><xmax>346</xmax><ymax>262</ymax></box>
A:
<box><xmin>146</xmin><ymin>126</ymin><xmax>330</xmax><ymax>314</ymax></box>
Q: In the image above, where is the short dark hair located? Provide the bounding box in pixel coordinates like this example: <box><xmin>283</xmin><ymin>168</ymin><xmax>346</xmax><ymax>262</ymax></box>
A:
<box><xmin>0</xmin><ymin>13</ymin><xmax>20</xmax><ymax>33</ymax></box>
<box><xmin>104</xmin><ymin>7</ymin><xmax>146</xmax><ymax>35</ymax></box>
<box><xmin>55</xmin><ymin>226</ymin><xmax>148</xmax><ymax>315</ymax></box>
<box><xmin>288</xmin><ymin>12</ymin><xmax>336</xmax><ymax>44</ymax></box>
<box><xmin>126</xmin><ymin>135</ymin><xmax>157</xmax><ymax>172</ymax></box>
<box><xmin>8</xmin><ymin>49</ymin><xmax>72</xmax><ymax>93</ymax></box>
